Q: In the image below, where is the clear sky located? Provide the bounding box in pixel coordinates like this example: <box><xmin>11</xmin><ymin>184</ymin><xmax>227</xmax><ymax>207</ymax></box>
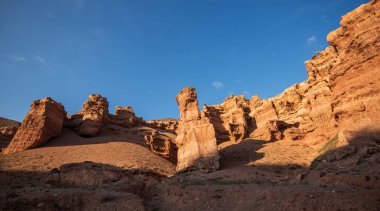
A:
<box><xmin>0</xmin><ymin>0</ymin><xmax>368</xmax><ymax>121</ymax></box>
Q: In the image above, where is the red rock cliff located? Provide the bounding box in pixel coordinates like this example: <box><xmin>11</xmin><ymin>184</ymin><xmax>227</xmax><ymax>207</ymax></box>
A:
<box><xmin>196</xmin><ymin>0</ymin><xmax>380</xmax><ymax>149</ymax></box>
<box><xmin>175</xmin><ymin>87</ymin><xmax>220</xmax><ymax>173</ymax></box>
<box><xmin>3</xmin><ymin>97</ymin><xmax>66</xmax><ymax>155</ymax></box>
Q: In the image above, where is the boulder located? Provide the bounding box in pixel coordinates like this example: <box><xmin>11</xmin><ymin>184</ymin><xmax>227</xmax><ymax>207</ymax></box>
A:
<box><xmin>3</xmin><ymin>97</ymin><xmax>65</xmax><ymax>154</ymax></box>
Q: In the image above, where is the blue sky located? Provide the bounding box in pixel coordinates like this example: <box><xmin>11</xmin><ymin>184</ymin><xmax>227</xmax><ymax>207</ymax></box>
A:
<box><xmin>0</xmin><ymin>0</ymin><xmax>368</xmax><ymax>121</ymax></box>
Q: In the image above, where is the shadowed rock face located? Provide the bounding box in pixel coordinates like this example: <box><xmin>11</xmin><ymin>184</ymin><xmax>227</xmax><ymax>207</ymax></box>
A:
<box><xmin>0</xmin><ymin>117</ymin><xmax>21</xmax><ymax>149</ymax></box>
<box><xmin>175</xmin><ymin>87</ymin><xmax>220</xmax><ymax>173</ymax></box>
<box><xmin>3</xmin><ymin>98</ymin><xmax>66</xmax><ymax>155</ymax></box>
<box><xmin>144</xmin><ymin>131</ymin><xmax>177</xmax><ymax>163</ymax></box>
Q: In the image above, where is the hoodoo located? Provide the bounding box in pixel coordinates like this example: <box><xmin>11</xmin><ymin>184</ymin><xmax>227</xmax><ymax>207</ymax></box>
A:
<box><xmin>175</xmin><ymin>87</ymin><xmax>220</xmax><ymax>173</ymax></box>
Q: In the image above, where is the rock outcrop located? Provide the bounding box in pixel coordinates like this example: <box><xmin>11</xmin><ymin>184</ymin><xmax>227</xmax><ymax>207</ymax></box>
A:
<box><xmin>175</xmin><ymin>87</ymin><xmax>220</xmax><ymax>173</ymax></box>
<box><xmin>146</xmin><ymin>119</ymin><xmax>178</xmax><ymax>133</ymax></box>
<box><xmin>64</xmin><ymin>95</ymin><xmax>145</xmax><ymax>137</ymax></box>
<box><xmin>204</xmin><ymin>96</ymin><xmax>252</xmax><ymax>143</ymax></box>
<box><xmin>0</xmin><ymin>117</ymin><xmax>21</xmax><ymax>150</ymax></box>
<box><xmin>197</xmin><ymin>0</ymin><xmax>380</xmax><ymax>147</ymax></box>
<box><xmin>76</xmin><ymin>94</ymin><xmax>109</xmax><ymax>137</ymax></box>
<box><xmin>3</xmin><ymin>98</ymin><xmax>66</xmax><ymax>155</ymax></box>
<box><xmin>110</xmin><ymin>106</ymin><xmax>144</xmax><ymax>128</ymax></box>
<box><xmin>144</xmin><ymin>131</ymin><xmax>177</xmax><ymax>163</ymax></box>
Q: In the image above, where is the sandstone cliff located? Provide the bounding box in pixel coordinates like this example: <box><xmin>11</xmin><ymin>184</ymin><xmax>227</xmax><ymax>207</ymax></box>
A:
<box><xmin>109</xmin><ymin>106</ymin><xmax>144</xmax><ymax>128</ymax></box>
<box><xmin>144</xmin><ymin>130</ymin><xmax>177</xmax><ymax>163</ymax></box>
<box><xmin>64</xmin><ymin>95</ymin><xmax>145</xmax><ymax>138</ymax></box>
<box><xmin>196</xmin><ymin>0</ymin><xmax>380</xmax><ymax>149</ymax></box>
<box><xmin>76</xmin><ymin>94</ymin><xmax>110</xmax><ymax>137</ymax></box>
<box><xmin>146</xmin><ymin>119</ymin><xmax>178</xmax><ymax>133</ymax></box>
<box><xmin>204</xmin><ymin>96</ymin><xmax>252</xmax><ymax>143</ymax></box>
<box><xmin>175</xmin><ymin>87</ymin><xmax>220</xmax><ymax>173</ymax></box>
<box><xmin>3</xmin><ymin>98</ymin><xmax>66</xmax><ymax>155</ymax></box>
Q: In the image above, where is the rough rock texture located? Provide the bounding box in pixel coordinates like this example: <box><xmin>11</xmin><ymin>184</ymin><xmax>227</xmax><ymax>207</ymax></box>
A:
<box><xmin>144</xmin><ymin>131</ymin><xmax>177</xmax><ymax>163</ymax></box>
<box><xmin>0</xmin><ymin>117</ymin><xmax>21</xmax><ymax>150</ymax></box>
<box><xmin>77</xmin><ymin>94</ymin><xmax>109</xmax><ymax>137</ymax></box>
<box><xmin>64</xmin><ymin>96</ymin><xmax>144</xmax><ymax>137</ymax></box>
<box><xmin>204</xmin><ymin>96</ymin><xmax>252</xmax><ymax>143</ymax></box>
<box><xmin>146</xmin><ymin>119</ymin><xmax>178</xmax><ymax>133</ymax></box>
<box><xmin>3</xmin><ymin>98</ymin><xmax>65</xmax><ymax>155</ymax></box>
<box><xmin>109</xmin><ymin>106</ymin><xmax>144</xmax><ymax>128</ymax></box>
<box><xmin>200</xmin><ymin>1</ymin><xmax>380</xmax><ymax>146</ymax></box>
<box><xmin>175</xmin><ymin>87</ymin><xmax>220</xmax><ymax>173</ymax></box>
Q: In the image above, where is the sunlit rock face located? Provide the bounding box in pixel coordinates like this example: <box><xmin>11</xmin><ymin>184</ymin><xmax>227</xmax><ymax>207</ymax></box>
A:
<box><xmin>3</xmin><ymin>97</ymin><xmax>66</xmax><ymax>155</ymax></box>
<box><xmin>188</xmin><ymin>1</ymin><xmax>380</xmax><ymax>149</ymax></box>
<box><xmin>174</xmin><ymin>1</ymin><xmax>380</xmax><ymax>172</ymax></box>
<box><xmin>110</xmin><ymin>106</ymin><xmax>144</xmax><ymax>128</ymax></box>
<box><xmin>76</xmin><ymin>94</ymin><xmax>109</xmax><ymax>137</ymax></box>
<box><xmin>204</xmin><ymin>96</ymin><xmax>252</xmax><ymax>143</ymax></box>
<box><xmin>146</xmin><ymin>119</ymin><xmax>178</xmax><ymax>134</ymax></box>
<box><xmin>64</xmin><ymin>94</ymin><xmax>145</xmax><ymax>137</ymax></box>
<box><xmin>175</xmin><ymin>87</ymin><xmax>220</xmax><ymax>173</ymax></box>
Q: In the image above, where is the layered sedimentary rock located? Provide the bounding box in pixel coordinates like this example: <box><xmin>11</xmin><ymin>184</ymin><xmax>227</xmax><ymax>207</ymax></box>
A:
<box><xmin>204</xmin><ymin>96</ymin><xmax>252</xmax><ymax>143</ymax></box>
<box><xmin>175</xmin><ymin>87</ymin><xmax>220</xmax><ymax>173</ymax></box>
<box><xmin>110</xmin><ymin>106</ymin><xmax>144</xmax><ymax>128</ymax></box>
<box><xmin>146</xmin><ymin>119</ymin><xmax>178</xmax><ymax>133</ymax></box>
<box><xmin>202</xmin><ymin>1</ymin><xmax>380</xmax><ymax>145</ymax></box>
<box><xmin>144</xmin><ymin>131</ymin><xmax>177</xmax><ymax>163</ymax></box>
<box><xmin>3</xmin><ymin>98</ymin><xmax>65</xmax><ymax>155</ymax></box>
<box><xmin>64</xmin><ymin>95</ymin><xmax>145</xmax><ymax>137</ymax></box>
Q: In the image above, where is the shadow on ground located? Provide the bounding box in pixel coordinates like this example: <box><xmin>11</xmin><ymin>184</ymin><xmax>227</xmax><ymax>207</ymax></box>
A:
<box><xmin>1</xmin><ymin>128</ymin><xmax>379</xmax><ymax>210</ymax></box>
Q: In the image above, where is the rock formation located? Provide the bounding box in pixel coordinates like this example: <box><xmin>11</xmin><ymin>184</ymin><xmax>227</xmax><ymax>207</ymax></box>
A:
<box><xmin>144</xmin><ymin>131</ymin><xmax>177</xmax><ymax>163</ymax></box>
<box><xmin>204</xmin><ymin>96</ymin><xmax>252</xmax><ymax>143</ymax></box>
<box><xmin>197</xmin><ymin>0</ymin><xmax>380</xmax><ymax>146</ymax></box>
<box><xmin>175</xmin><ymin>87</ymin><xmax>220</xmax><ymax>173</ymax></box>
<box><xmin>146</xmin><ymin>119</ymin><xmax>178</xmax><ymax>133</ymax></box>
<box><xmin>3</xmin><ymin>98</ymin><xmax>65</xmax><ymax>155</ymax></box>
<box><xmin>76</xmin><ymin>94</ymin><xmax>109</xmax><ymax>137</ymax></box>
<box><xmin>64</xmin><ymin>95</ymin><xmax>145</xmax><ymax>137</ymax></box>
<box><xmin>110</xmin><ymin>106</ymin><xmax>144</xmax><ymax>128</ymax></box>
<box><xmin>0</xmin><ymin>117</ymin><xmax>21</xmax><ymax>150</ymax></box>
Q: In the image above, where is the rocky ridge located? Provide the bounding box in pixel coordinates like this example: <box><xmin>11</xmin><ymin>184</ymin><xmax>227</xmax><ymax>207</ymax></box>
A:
<box><xmin>0</xmin><ymin>1</ymin><xmax>379</xmax><ymax>210</ymax></box>
<box><xmin>196</xmin><ymin>0</ymin><xmax>380</xmax><ymax>149</ymax></box>
<box><xmin>2</xmin><ymin>94</ymin><xmax>174</xmax><ymax>162</ymax></box>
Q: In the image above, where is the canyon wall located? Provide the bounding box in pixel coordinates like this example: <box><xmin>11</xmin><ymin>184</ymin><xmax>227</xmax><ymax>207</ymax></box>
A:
<box><xmin>199</xmin><ymin>0</ymin><xmax>380</xmax><ymax>147</ymax></box>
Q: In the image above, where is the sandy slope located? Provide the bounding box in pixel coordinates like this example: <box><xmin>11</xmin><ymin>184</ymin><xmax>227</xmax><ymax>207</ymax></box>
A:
<box><xmin>0</xmin><ymin>126</ymin><xmax>175</xmax><ymax>176</ymax></box>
